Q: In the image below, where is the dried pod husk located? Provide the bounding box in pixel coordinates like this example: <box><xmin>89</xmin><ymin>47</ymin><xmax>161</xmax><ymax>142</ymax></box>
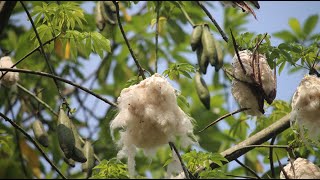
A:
<box><xmin>190</xmin><ymin>25</ymin><xmax>203</xmax><ymax>51</ymax></box>
<box><xmin>0</xmin><ymin>56</ymin><xmax>19</xmax><ymax>87</ymax></box>
<box><xmin>32</xmin><ymin>120</ymin><xmax>49</xmax><ymax>147</ymax></box>
<box><xmin>95</xmin><ymin>1</ymin><xmax>106</xmax><ymax>31</ymax></box>
<box><xmin>201</xmin><ymin>25</ymin><xmax>218</xmax><ymax>67</ymax></box>
<box><xmin>57</xmin><ymin>107</ymin><xmax>75</xmax><ymax>159</ymax></box>
<box><xmin>82</xmin><ymin>141</ymin><xmax>95</xmax><ymax>177</ymax></box>
<box><xmin>291</xmin><ymin>75</ymin><xmax>320</xmax><ymax>143</ymax></box>
<box><xmin>197</xmin><ymin>45</ymin><xmax>209</xmax><ymax>74</ymax></box>
<box><xmin>70</xmin><ymin>123</ymin><xmax>87</xmax><ymax>163</ymax></box>
<box><xmin>280</xmin><ymin>158</ymin><xmax>320</xmax><ymax>179</ymax></box>
<box><xmin>213</xmin><ymin>39</ymin><xmax>223</xmax><ymax>72</ymax></box>
<box><xmin>195</xmin><ymin>71</ymin><xmax>210</xmax><ymax>109</ymax></box>
<box><xmin>231</xmin><ymin>50</ymin><xmax>275</xmax><ymax>116</ymax></box>
<box><xmin>100</xmin><ymin>1</ymin><xmax>117</xmax><ymax>25</ymax></box>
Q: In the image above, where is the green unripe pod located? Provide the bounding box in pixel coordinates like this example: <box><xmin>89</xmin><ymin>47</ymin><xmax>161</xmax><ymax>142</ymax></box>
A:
<box><xmin>63</xmin><ymin>157</ymin><xmax>76</xmax><ymax>168</ymax></box>
<box><xmin>214</xmin><ymin>40</ymin><xmax>223</xmax><ymax>72</ymax></box>
<box><xmin>197</xmin><ymin>45</ymin><xmax>209</xmax><ymax>74</ymax></box>
<box><xmin>57</xmin><ymin>107</ymin><xmax>75</xmax><ymax>159</ymax></box>
<box><xmin>100</xmin><ymin>1</ymin><xmax>117</xmax><ymax>25</ymax></box>
<box><xmin>195</xmin><ymin>71</ymin><xmax>210</xmax><ymax>109</ymax></box>
<box><xmin>32</xmin><ymin>120</ymin><xmax>49</xmax><ymax>147</ymax></box>
<box><xmin>70</xmin><ymin>123</ymin><xmax>87</xmax><ymax>163</ymax></box>
<box><xmin>201</xmin><ymin>25</ymin><xmax>218</xmax><ymax>67</ymax></box>
<box><xmin>82</xmin><ymin>141</ymin><xmax>95</xmax><ymax>177</ymax></box>
<box><xmin>190</xmin><ymin>25</ymin><xmax>203</xmax><ymax>51</ymax></box>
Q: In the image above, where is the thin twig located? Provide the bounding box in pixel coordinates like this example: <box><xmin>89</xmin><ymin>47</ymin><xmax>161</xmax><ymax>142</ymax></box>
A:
<box><xmin>17</xmin><ymin>82</ymin><xmax>101</xmax><ymax>163</ymax></box>
<box><xmin>235</xmin><ymin>159</ymin><xmax>261</xmax><ymax>179</ymax></box>
<box><xmin>196</xmin><ymin>1</ymin><xmax>228</xmax><ymax>42</ymax></box>
<box><xmin>230</xmin><ymin>29</ymin><xmax>246</xmax><ymax>74</ymax></box>
<box><xmin>6</xmin><ymin>92</ymin><xmax>30</xmax><ymax>178</ymax></box>
<box><xmin>113</xmin><ymin>1</ymin><xmax>146</xmax><ymax>79</ymax></box>
<box><xmin>0</xmin><ymin>33</ymin><xmax>61</xmax><ymax>81</ymax></box>
<box><xmin>20</xmin><ymin>1</ymin><xmax>70</xmax><ymax>110</ymax></box>
<box><xmin>0</xmin><ymin>112</ymin><xmax>67</xmax><ymax>179</ymax></box>
<box><xmin>168</xmin><ymin>142</ymin><xmax>193</xmax><ymax>179</ymax></box>
<box><xmin>178</xmin><ymin>2</ymin><xmax>195</xmax><ymax>27</ymax></box>
<box><xmin>270</xmin><ymin>136</ymin><xmax>276</xmax><ymax>178</ymax></box>
<box><xmin>276</xmin><ymin>153</ymin><xmax>289</xmax><ymax>179</ymax></box>
<box><xmin>0</xmin><ymin>68</ymin><xmax>118</xmax><ymax>107</ymax></box>
<box><xmin>199</xmin><ymin>107</ymin><xmax>250</xmax><ymax>133</ymax></box>
<box><xmin>17</xmin><ymin>83</ymin><xmax>57</xmax><ymax>116</ymax></box>
<box><xmin>155</xmin><ymin>1</ymin><xmax>160</xmax><ymax>73</ymax></box>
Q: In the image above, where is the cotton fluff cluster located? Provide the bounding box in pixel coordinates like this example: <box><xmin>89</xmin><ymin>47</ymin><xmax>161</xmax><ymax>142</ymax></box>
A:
<box><xmin>280</xmin><ymin>158</ymin><xmax>320</xmax><ymax>179</ymax></box>
<box><xmin>110</xmin><ymin>73</ymin><xmax>195</xmax><ymax>177</ymax></box>
<box><xmin>0</xmin><ymin>56</ymin><xmax>19</xmax><ymax>87</ymax></box>
<box><xmin>231</xmin><ymin>50</ymin><xmax>275</xmax><ymax>116</ymax></box>
<box><xmin>291</xmin><ymin>75</ymin><xmax>320</xmax><ymax>143</ymax></box>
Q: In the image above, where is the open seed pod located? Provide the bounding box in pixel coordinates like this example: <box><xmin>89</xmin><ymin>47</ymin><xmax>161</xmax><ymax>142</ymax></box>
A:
<box><xmin>0</xmin><ymin>56</ymin><xmax>19</xmax><ymax>87</ymax></box>
<box><xmin>231</xmin><ymin>50</ymin><xmax>276</xmax><ymax>116</ymax></box>
<box><xmin>110</xmin><ymin>73</ymin><xmax>196</xmax><ymax>177</ymax></box>
<box><xmin>291</xmin><ymin>74</ymin><xmax>320</xmax><ymax>143</ymax></box>
<box><xmin>280</xmin><ymin>158</ymin><xmax>320</xmax><ymax>179</ymax></box>
<box><xmin>32</xmin><ymin>120</ymin><xmax>49</xmax><ymax>147</ymax></box>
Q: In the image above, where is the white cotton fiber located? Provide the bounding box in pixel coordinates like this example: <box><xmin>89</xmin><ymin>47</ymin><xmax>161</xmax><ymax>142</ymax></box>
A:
<box><xmin>231</xmin><ymin>50</ymin><xmax>275</xmax><ymax>116</ymax></box>
<box><xmin>110</xmin><ymin>73</ymin><xmax>195</xmax><ymax>177</ymax></box>
<box><xmin>291</xmin><ymin>75</ymin><xmax>320</xmax><ymax>143</ymax></box>
<box><xmin>0</xmin><ymin>56</ymin><xmax>19</xmax><ymax>87</ymax></box>
<box><xmin>280</xmin><ymin>158</ymin><xmax>320</xmax><ymax>179</ymax></box>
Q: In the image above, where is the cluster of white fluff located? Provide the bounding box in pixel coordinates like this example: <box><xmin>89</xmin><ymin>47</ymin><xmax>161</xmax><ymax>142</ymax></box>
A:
<box><xmin>0</xmin><ymin>56</ymin><xmax>19</xmax><ymax>87</ymax></box>
<box><xmin>280</xmin><ymin>158</ymin><xmax>320</xmax><ymax>179</ymax></box>
<box><xmin>110</xmin><ymin>73</ymin><xmax>195</xmax><ymax>177</ymax></box>
<box><xmin>231</xmin><ymin>50</ymin><xmax>275</xmax><ymax>116</ymax></box>
<box><xmin>291</xmin><ymin>75</ymin><xmax>320</xmax><ymax>143</ymax></box>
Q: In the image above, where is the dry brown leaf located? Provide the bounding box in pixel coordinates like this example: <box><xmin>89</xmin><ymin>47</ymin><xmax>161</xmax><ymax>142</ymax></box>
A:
<box><xmin>19</xmin><ymin>139</ymin><xmax>41</xmax><ymax>178</ymax></box>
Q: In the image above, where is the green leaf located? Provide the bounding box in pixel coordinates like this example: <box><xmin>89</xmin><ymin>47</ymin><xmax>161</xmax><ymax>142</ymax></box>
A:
<box><xmin>289</xmin><ymin>18</ymin><xmax>302</xmax><ymax>37</ymax></box>
<box><xmin>273</xmin><ymin>30</ymin><xmax>298</xmax><ymax>42</ymax></box>
<box><xmin>303</xmin><ymin>14</ymin><xmax>319</xmax><ymax>36</ymax></box>
<box><xmin>278</xmin><ymin>61</ymin><xmax>286</xmax><ymax>75</ymax></box>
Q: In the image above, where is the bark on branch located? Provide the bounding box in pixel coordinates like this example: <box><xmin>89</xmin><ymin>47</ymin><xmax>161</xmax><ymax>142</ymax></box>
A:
<box><xmin>194</xmin><ymin>113</ymin><xmax>291</xmax><ymax>176</ymax></box>
<box><xmin>0</xmin><ymin>1</ymin><xmax>17</xmax><ymax>35</ymax></box>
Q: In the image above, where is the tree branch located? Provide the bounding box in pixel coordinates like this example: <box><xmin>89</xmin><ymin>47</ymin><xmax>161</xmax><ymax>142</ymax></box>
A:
<box><xmin>20</xmin><ymin>1</ymin><xmax>70</xmax><ymax>110</ymax></box>
<box><xmin>155</xmin><ymin>1</ymin><xmax>160</xmax><ymax>73</ymax></box>
<box><xmin>196</xmin><ymin>1</ymin><xmax>228</xmax><ymax>42</ymax></box>
<box><xmin>0</xmin><ymin>112</ymin><xmax>66</xmax><ymax>179</ymax></box>
<box><xmin>194</xmin><ymin>113</ymin><xmax>291</xmax><ymax>176</ymax></box>
<box><xmin>0</xmin><ymin>1</ymin><xmax>17</xmax><ymax>35</ymax></box>
<box><xmin>113</xmin><ymin>1</ymin><xmax>146</xmax><ymax>79</ymax></box>
<box><xmin>0</xmin><ymin>68</ymin><xmax>118</xmax><ymax>108</ymax></box>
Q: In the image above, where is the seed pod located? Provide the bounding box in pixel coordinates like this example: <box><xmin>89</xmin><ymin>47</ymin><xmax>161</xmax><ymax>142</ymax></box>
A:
<box><xmin>100</xmin><ymin>1</ymin><xmax>117</xmax><ymax>25</ymax></box>
<box><xmin>197</xmin><ymin>45</ymin><xmax>209</xmax><ymax>74</ymax></box>
<box><xmin>70</xmin><ymin>123</ymin><xmax>87</xmax><ymax>163</ymax></box>
<box><xmin>57</xmin><ymin>107</ymin><xmax>75</xmax><ymax>159</ymax></box>
<box><xmin>32</xmin><ymin>120</ymin><xmax>49</xmax><ymax>147</ymax></box>
<box><xmin>201</xmin><ymin>25</ymin><xmax>217</xmax><ymax>67</ymax></box>
<box><xmin>190</xmin><ymin>25</ymin><xmax>203</xmax><ymax>51</ymax></box>
<box><xmin>82</xmin><ymin>141</ymin><xmax>95</xmax><ymax>177</ymax></box>
<box><xmin>95</xmin><ymin>1</ymin><xmax>106</xmax><ymax>31</ymax></box>
<box><xmin>214</xmin><ymin>40</ymin><xmax>223</xmax><ymax>72</ymax></box>
<box><xmin>195</xmin><ymin>71</ymin><xmax>210</xmax><ymax>109</ymax></box>
<box><xmin>63</xmin><ymin>157</ymin><xmax>76</xmax><ymax>168</ymax></box>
